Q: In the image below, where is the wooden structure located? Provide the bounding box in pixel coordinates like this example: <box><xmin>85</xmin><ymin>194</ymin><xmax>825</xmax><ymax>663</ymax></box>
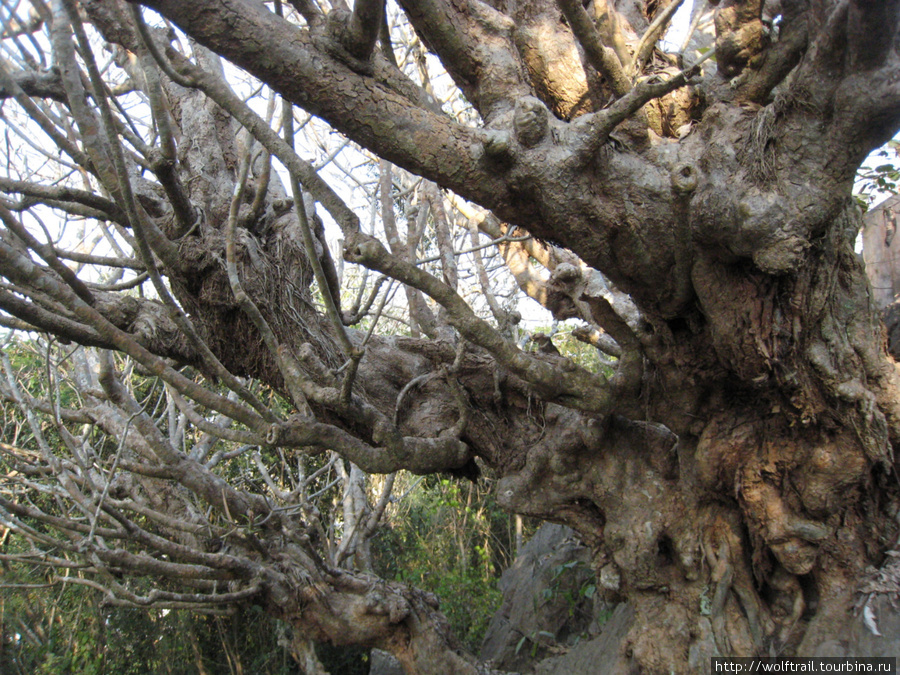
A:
<box><xmin>863</xmin><ymin>194</ymin><xmax>900</xmax><ymax>309</ymax></box>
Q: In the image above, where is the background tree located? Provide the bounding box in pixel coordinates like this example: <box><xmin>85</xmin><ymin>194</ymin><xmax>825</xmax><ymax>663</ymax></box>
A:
<box><xmin>1</xmin><ymin>0</ymin><xmax>900</xmax><ymax>673</ymax></box>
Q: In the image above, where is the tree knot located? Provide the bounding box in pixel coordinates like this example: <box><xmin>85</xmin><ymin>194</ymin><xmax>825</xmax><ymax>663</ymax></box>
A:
<box><xmin>671</xmin><ymin>163</ymin><xmax>699</xmax><ymax>193</ymax></box>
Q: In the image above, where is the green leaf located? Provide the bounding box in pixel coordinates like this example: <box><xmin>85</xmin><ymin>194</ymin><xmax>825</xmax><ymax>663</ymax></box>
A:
<box><xmin>515</xmin><ymin>635</ymin><xmax>528</xmax><ymax>655</ymax></box>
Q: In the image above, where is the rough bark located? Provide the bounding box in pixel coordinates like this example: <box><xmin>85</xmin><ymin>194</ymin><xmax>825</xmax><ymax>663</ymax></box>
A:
<box><xmin>2</xmin><ymin>0</ymin><xmax>900</xmax><ymax>672</ymax></box>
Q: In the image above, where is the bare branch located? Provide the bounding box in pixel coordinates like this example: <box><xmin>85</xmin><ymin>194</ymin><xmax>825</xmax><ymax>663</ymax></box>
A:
<box><xmin>0</xmin><ymin>202</ymin><xmax>94</xmax><ymax>303</ymax></box>
<box><xmin>138</xmin><ymin>0</ymin><xmax>514</xmax><ymax>210</ymax></box>
<box><xmin>0</xmin><ymin>58</ymin><xmax>91</xmax><ymax>167</ymax></box>
<box><xmin>556</xmin><ymin>0</ymin><xmax>631</xmax><ymax>96</ymax></box>
<box><xmin>0</xmin><ymin>286</ymin><xmax>106</xmax><ymax>347</ymax></box>
<box><xmin>54</xmin><ymin>249</ymin><xmax>143</xmax><ymax>270</ymax></box>
<box><xmin>395</xmin><ymin>0</ymin><xmax>531</xmax><ymax>118</ymax></box>
<box><xmin>282</xmin><ymin>100</ymin><xmax>356</xmax><ymax>362</ymax></box>
<box><xmin>0</xmin><ymin>65</ymin><xmax>64</xmax><ymax>101</ymax></box>
<box><xmin>576</xmin><ymin>50</ymin><xmax>712</xmax><ymax>154</ymax></box>
<box><xmin>57</xmin><ymin>574</ymin><xmax>263</xmax><ymax>609</ymax></box>
<box><xmin>343</xmin><ymin>0</ymin><xmax>384</xmax><ymax>62</ymax></box>
<box><xmin>345</xmin><ymin>233</ymin><xmax>620</xmax><ymax>412</ymax></box>
<box><xmin>133</xmin><ymin>14</ymin><xmax>362</xmax><ymax>238</ymax></box>
<box><xmin>97</xmin><ymin>354</ymin><xmax>273</xmax><ymax>524</ymax></box>
<box><xmin>631</xmin><ymin>0</ymin><xmax>685</xmax><ymax>76</ymax></box>
<box><xmin>0</xmin><ymin>235</ymin><xmax>268</xmax><ymax>429</ymax></box>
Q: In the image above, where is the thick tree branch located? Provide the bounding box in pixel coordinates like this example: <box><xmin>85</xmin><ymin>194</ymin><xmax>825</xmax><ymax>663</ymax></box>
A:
<box><xmin>344</xmin><ymin>233</ymin><xmax>621</xmax><ymax>412</ymax></box>
<box><xmin>269</xmin><ymin>343</ymin><xmax>472</xmax><ymax>475</ymax></box>
<box><xmin>591</xmin><ymin>0</ymin><xmax>631</xmax><ymax>65</ymax></box>
<box><xmin>574</xmin><ymin>54</ymin><xmax>710</xmax><ymax>155</ymax></box>
<box><xmin>630</xmin><ymin>0</ymin><xmax>684</xmax><ymax>76</ymax></box>
<box><xmin>272</xmin><ymin>414</ymin><xmax>470</xmax><ymax>475</ymax></box>
<box><xmin>713</xmin><ymin>0</ymin><xmax>766</xmax><ymax>78</ymax></box>
<box><xmin>556</xmin><ymin>0</ymin><xmax>631</xmax><ymax>96</ymax></box>
<box><xmin>395</xmin><ymin>0</ymin><xmax>531</xmax><ymax>118</ymax></box>
<box><xmin>0</xmin><ymin>66</ymin><xmax>65</xmax><ymax>101</ymax></box>
<box><xmin>343</xmin><ymin>0</ymin><xmax>384</xmax><ymax>61</ymax></box>
<box><xmin>0</xmin><ymin>177</ymin><xmax>128</xmax><ymax>224</ymax></box>
<box><xmin>284</xmin><ymin>0</ymin><xmax>320</xmax><ymax>25</ymax></box>
<box><xmin>776</xmin><ymin>1</ymin><xmax>900</xmax><ymax>177</ymax></box>
<box><xmin>847</xmin><ymin>0</ymin><xmax>900</xmax><ymax>72</ymax></box>
<box><xmin>736</xmin><ymin>8</ymin><xmax>808</xmax><ymax>104</ymax></box>
<box><xmin>137</xmin><ymin>0</ymin><xmax>514</xmax><ymax>212</ymax></box>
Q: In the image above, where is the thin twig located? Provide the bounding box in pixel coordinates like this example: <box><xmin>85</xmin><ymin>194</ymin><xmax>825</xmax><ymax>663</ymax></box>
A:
<box><xmin>631</xmin><ymin>0</ymin><xmax>686</xmax><ymax>76</ymax></box>
<box><xmin>87</xmin><ymin>409</ymin><xmax>139</xmax><ymax>546</ymax></box>
<box><xmin>68</xmin><ymin>0</ymin><xmax>279</xmax><ymax>425</ymax></box>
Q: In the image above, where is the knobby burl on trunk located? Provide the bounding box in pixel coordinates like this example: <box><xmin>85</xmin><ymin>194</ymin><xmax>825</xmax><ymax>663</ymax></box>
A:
<box><xmin>2</xmin><ymin>0</ymin><xmax>900</xmax><ymax>672</ymax></box>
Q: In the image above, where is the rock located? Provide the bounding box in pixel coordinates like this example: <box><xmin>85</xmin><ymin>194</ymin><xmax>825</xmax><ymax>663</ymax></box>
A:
<box><xmin>480</xmin><ymin>524</ymin><xmax>605</xmax><ymax>672</ymax></box>
<box><xmin>882</xmin><ymin>300</ymin><xmax>900</xmax><ymax>360</ymax></box>
<box><xmin>532</xmin><ymin>604</ymin><xmax>636</xmax><ymax>675</ymax></box>
<box><xmin>368</xmin><ymin>648</ymin><xmax>403</xmax><ymax>675</ymax></box>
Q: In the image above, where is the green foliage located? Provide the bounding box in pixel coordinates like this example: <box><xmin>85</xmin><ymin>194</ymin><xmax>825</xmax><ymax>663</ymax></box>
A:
<box><xmin>542</xmin><ymin>560</ymin><xmax>597</xmax><ymax>619</ymax></box>
<box><xmin>0</xmin><ymin>577</ymin><xmax>303</xmax><ymax>675</ymax></box>
<box><xmin>0</xmin><ymin>338</ymin><xmax>302</xmax><ymax>674</ymax></box>
<box><xmin>856</xmin><ymin>140</ymin><xmax>900</xmax><ymax>207</ymax></box>
<box><xmin>372</xmin><ymin>476</ymin><xmax>512</xmax><ymax>653</ymax></box>
<box><xmin>1</xmin><ymin>338</ymin><xmax>514</xmax><ymax>668</ymax></box>
<box><xmin>514</xmin><ymin>630</ymin><xmax>556</xmax><ymax>658</ymax></box>
<box><xmin>526</xmin><ymin>325</ymin><xmax>614</xmax><ymax>375</ymax></box>
<box><xmin>402</xmin><ymin>562</ymin><xmax>501</xmax><ymax>652</ymax></box>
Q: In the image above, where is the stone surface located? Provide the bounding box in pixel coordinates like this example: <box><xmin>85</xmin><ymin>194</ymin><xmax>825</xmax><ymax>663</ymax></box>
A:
<box><xmin>368</xmin><ymin>648</ymin><xmax>404</xmax><ymax>675</ymax></box>
<box><xmin>481</xmin><ymin>524</ymin><xmax>606</xmax><ymax>673</ymax></box>
<box><xmin>533</xmin><ymin>604</ymin><xmax>636</xmax><ymax>675</ymax></box>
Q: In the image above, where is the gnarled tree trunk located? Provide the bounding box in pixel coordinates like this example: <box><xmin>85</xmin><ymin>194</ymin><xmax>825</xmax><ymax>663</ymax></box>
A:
<box><xmin>2</xmin><ymin>0</ymin><xmax>900</xmax><ymax>672</ymax></box>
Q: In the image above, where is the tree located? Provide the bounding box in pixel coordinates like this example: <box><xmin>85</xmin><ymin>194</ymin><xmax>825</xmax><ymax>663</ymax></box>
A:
<box><xmin>1</xmin><ymin>0</ymin><xmax>899</xmax><ymax>672</ymax></box>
